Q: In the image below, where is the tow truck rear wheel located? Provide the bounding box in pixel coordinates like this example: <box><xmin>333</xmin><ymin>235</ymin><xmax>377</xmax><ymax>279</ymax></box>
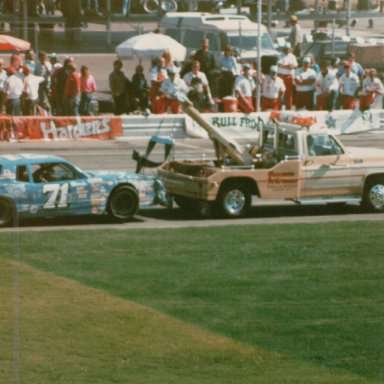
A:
<box><xmin>0</xmin><ymin>198</ymin><xmax>15</xmax><ymax>227</ymax></box>
<box><xmin>108</xmin><ymin>186</ymin><xmax>139</xmax><ymax>221</ymax></box>
<box><xmin>217</xmin><ymin>183</ymin><xmax>251</xmax><ymax>218</ymax></box>
<box><xmin>362</xmin><ymin>176</ymin><xmax>384</xmax><ymax>212</ymax></box>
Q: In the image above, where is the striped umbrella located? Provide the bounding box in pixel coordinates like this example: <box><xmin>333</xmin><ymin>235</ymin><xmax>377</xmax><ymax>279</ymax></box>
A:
<box><xmin>0</xmin><ymin>34</ymin><xmax>31</xmax><ymax>51</ymax></box>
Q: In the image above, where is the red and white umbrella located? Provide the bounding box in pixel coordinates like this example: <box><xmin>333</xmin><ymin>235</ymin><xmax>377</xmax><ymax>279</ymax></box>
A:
<box><xmin>0</xmin><ymin>34</ymin><xmax>31</xmax><ymax>51</ymax></box>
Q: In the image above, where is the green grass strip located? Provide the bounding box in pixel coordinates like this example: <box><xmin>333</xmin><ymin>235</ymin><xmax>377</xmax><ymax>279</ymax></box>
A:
<box><xmin>1</xmin><ymin>221</ymin><xmax>383</xmax><ymax>382</ymax></box>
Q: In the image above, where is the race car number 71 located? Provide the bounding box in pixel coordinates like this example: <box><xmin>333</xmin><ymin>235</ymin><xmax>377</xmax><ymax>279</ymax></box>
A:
<box><xmin>43</xmin><ymin>183</ymin><xmax>69</xmax><ymax>209</ymax></box>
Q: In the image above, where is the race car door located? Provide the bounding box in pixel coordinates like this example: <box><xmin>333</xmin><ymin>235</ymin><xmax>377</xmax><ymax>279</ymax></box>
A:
<box><xmin>301</xmin><ymin>133</ymin><xmax>353</xmax><ymax>199</ymax></box>
<box><xmin>28</xmin><ymin>162</ymin><xmax>92</xmax><ymax>216</ymax></box>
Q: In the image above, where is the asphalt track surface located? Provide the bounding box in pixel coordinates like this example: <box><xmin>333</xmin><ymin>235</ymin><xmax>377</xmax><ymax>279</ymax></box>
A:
<box><xmin>1</xmin><ymin>130</ymin><xmax>383</xmax><ymax>231</ymax></box>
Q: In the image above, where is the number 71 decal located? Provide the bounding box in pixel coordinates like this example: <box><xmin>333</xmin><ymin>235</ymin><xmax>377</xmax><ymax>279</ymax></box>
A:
<box><xmin>43</xmin><ymin>183</ymin><xmax>69</xmax><ymax>209</ymax></box>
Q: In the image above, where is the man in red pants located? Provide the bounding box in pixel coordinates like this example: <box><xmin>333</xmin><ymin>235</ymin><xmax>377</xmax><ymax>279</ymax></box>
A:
<box><xmin>277</xmin><ymin>42</ymin><xmax>298</xmax><ymax>110</ymax></box>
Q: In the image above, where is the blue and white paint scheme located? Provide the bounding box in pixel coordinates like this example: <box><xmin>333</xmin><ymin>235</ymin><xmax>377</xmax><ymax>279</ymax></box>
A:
<box><xmin>0</xmin><ymin>154</ymin><xmax>163</xmax><ymax>226</ymax></box>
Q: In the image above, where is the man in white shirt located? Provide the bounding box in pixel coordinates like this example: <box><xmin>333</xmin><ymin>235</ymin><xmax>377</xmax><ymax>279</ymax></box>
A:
<box><xmin>315</xmin><ymin>61</ymin><xmax>339</xmax><ymax>112</ymax></box>
<box><xmin>338</xmin><ymin>61</ymin><xmax>360</xmax><ymax>110</ymax></box>
<box><xmin>158</xmin><ymin>67</ymin><xmax>189</xmax><ymax>114</ymax></box>
<box><xmin>277</xmin><ymin>42</ymin><xmax>298</xmax><ymax>110</ymax></box>
<box><xmin>261</xmin><ymin>65</ymin><xmax>286</xmax><ymax>111</ymax></box>
<box><xmin>234</xmin><ymin>63</ymin><xmax>256</xmax><ymax>113</ymax></box>
<box><xmin>22</xmin><ymin>65</ymin><xmax>45</xmax><ymax>116</ymax></box>
<box><xmin>3</xmin><ymin>66</ymin><xmax>24</xmax><ymax>116</ymax></box>
<box><xmin>183</xmin><ymin>60</ymin><xmax>214</xmax><ymax>111</ymax></box>
<box><xmin>34</xmin><ymin>51</ymin><xmax>52</xmax><ymax>112</ymax></box>
<box><xmin>293</xmin><ymin>56</ymin><xmax>317</xmax><ymax>110</ymax></box>
<box><xmin>359</xmin><ymin>68</ymin><xmax>384</xmax><ymax>111</ymax></box>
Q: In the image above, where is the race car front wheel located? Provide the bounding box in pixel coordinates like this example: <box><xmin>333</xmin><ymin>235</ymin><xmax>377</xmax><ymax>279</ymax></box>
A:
<box><xmin>362</xmin><ymin>175</ymin><xmax>384</xmax><ymax>212</ymax></box>
<box><xmin>108</xmin><ymin>186</ymin><xmax>139</xmax><ymax>221</ymax></box>
<box><xmin>0</xmin><ymin>198</ymin><xmax>15</xmax><ymax>227</ymax></box>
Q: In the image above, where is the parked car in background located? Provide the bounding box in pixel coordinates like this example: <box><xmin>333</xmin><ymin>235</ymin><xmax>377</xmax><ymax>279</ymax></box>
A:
<box><xmin>0</xmin><ymin>154</ymin><xmax>164</xmax><ymax>226</ymax></box>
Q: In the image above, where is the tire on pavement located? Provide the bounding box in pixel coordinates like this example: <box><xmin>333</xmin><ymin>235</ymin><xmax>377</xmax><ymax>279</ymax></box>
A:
<box><xmin>108</xmin><ymin>186</ymin><xmax>139</xmax><ymax>221</ymax></box>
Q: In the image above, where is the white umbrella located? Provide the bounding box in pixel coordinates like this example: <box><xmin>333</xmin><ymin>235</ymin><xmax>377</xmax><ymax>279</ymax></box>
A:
<box><xmin>116</xmin><ymin>32</ymin><xmax>187</xmax><ymax>62</ymax></box>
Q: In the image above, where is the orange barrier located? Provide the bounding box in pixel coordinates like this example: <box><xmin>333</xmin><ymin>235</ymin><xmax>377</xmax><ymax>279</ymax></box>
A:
<box><xmin>270</xmin><ymin>111</ymin><xmax>317</xmax><ymax>126</ymax></box>
<box><xmin>0</xmin><ymin>115</ymin><xmax>123</xmax><ymax>141</ymax></box>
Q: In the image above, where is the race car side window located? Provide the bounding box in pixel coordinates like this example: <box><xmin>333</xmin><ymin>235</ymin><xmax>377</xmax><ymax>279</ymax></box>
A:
<box><xmin>16</xmin><ymin>165</ymin><xmax>29</xmax><ymax>182</ymax></box>
<box><xmin>32</xmin><ymin>163</ymin><xmax>80</xmax><ymax>183</ymax></box>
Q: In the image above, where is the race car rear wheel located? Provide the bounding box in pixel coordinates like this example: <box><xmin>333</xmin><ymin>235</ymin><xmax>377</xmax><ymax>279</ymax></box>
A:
<box><xmin>108</xmin><ymin>186</ymin><xmax>139</xmax><ymax>221</ymax></box>
<box><xmin>217</xmin><ymin>183</ymin><xmax>251</xmax><ymax>218</ymax></box>
<box><xmin>0</xmin><ymin>198</ymin><xmax>15</xmax><ymax>227</ymax></box>
<box><xmin>362</xmin><ymin>176</ymin><xmax>384</xmax><ymax>212</ymax></box>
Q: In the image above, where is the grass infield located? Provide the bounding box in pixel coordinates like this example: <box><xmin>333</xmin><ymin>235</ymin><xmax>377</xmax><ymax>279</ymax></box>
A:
<box><xmin>0</xmin><ymin>221</ymin><xmax>383</xmax><ymax>383</ymax></box>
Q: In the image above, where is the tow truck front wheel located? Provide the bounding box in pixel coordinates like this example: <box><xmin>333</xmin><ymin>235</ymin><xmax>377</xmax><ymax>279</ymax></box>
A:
<box><xmin>108</xmin><ymin>186</ymin><xmax>139</xmax><ymax>221</ymax></box>
<box><xmin>218</xmin><ymin>184</ymin><xmax>251</xmax><ymax>218</ymax></box>
<box><xmin>362</xmin><ymin>176</ymin><xmax>384</xmax><ymax>212</ymax></box>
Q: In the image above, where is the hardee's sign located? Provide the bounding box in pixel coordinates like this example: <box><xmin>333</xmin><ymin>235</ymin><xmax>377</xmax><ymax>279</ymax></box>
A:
<box><xmin>0</xmin><ymin>115</ymin><xmax>123</xmax><ymax>141</ymax></box>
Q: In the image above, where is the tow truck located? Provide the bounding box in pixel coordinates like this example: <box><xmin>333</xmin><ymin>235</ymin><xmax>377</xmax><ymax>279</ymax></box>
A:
<box><xmin>157</xmin><ymin>97</ymin><xmax>384</xmax><ymax>218</ymax></box>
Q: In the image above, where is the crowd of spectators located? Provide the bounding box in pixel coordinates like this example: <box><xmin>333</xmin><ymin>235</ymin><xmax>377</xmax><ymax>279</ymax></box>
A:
<box><xmin>0</xmin><ymin>50</ymin><xmax>97</xmax><ymax>116</ymax></box>
<box><xmin>0</xmin><ymin>13</ymin><xmax>383</xmax><ymax>118</ymax></box>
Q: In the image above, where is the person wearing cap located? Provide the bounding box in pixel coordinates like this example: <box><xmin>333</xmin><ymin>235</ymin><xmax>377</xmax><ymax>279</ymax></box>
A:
<box><xmin>288</xmin><ymin>15</ymin><xmax>303</xmax><ymax>57</ymax></box>
<box><xmin>315</xmin><ymin>61</ymin><xmax>339</xmax><ymax>112</ymax></box>
<box><xmin>3</xmin><ymin>66</ymin><xmax>24</xmax><ymax>116</ymax></box>
<box><xmin>260</xmin><ymin>65</ymin><xmax>286</xmax><ymax>111</ymax></box>
<box><xmin>51</xmin><ymin>57</ymin><xmax>74</xmax><ymax>115</ymax></box>
<box><xmin>183</xmin><ymin>60</ymin><xmax>214</xmax><ymax>112</ymax></box>
<box><xmin>277</xmin><ymin>42</ymin><xmax>298</xmax><ymax>110</ymax></box>
<box><xmin>22</xmin><ymin>65</ymin><xmax>45</xmax><ymax>116</ymax></box>
<box><xmin>158</xmin><ymin>67</ymin><xmax>189</xmax><ymax>114</ymax></box>
<box><xmin>337</xmin><ymin>51</ymin><xmax>364</xmax><ymax>79</ymax></box>
<box><xmin>359</xmin><ymin>68</ymin><xmax>384</xmax><ymax>111</ymax></box>
<box><xmin>149</xmin><ymin>56</ymin><xmax>168</xmax><ymax>114</ymax></box>
<box><xmin>293</xmin><ymin>56</ymin><xmax>317</xmax><ymax>110</ymax></box>
<box><xmin>234</xmin><ymin>64</ymin><xmax>256</xmax><ymax>113</ymax></box>
<box><xmin>338</xmin><ymin>61</ymin><xmax>360</xmax><ymax>110</ymax></box>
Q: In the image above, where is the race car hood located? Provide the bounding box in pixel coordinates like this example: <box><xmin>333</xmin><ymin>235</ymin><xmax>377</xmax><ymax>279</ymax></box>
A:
<box><xmin>347</xmin><ymin>147</ymin><xmax>384</xmax><ymax>162</ymax></box>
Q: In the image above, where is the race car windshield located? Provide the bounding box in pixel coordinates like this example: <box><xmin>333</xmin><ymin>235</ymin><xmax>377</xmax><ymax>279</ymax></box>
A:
<box><xmin>228</xmin><ymin>32</ymin><xmax>275</xmax><ymax>51</ymax></box>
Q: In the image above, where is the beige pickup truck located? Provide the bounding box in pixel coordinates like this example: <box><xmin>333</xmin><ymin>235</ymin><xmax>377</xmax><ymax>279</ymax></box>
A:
<box><xmin>158</xmin><ymin>102</ymin><xmax>384</xmax><ymax>218</ymax></box>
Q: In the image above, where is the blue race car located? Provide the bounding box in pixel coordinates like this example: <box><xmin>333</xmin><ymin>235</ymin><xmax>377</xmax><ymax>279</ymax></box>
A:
<box><xmin>0</xmin><ymin>154</ymin><xmax>163</xmax><ymax>226</ymax></box>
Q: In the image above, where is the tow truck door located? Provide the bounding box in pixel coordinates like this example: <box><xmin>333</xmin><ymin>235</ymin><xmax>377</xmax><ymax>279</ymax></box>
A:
<box><xmin>301</xmin><ymin>133</ymin><xmax>353</xmax><ymax>199</ymax></box>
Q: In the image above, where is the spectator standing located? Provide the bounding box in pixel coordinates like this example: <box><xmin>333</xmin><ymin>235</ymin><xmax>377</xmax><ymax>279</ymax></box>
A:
<box><xmin>0</xmin><ymin>59</ymin><xmax>7</xmax><ymax>113</ymax></box>
<box><xmin>315</xmin><ymin>61</ymin><xmax>339</xmax><ymax>112</ymax></box>
<box><xmin>288</xmin><ymin>15</ymin><xmax>303</xmax><ymax>57</ymax></box>
<box><xmin>260</xmin><ymin>65</ymin><xmax>286</xmax><ymax>111</ymax></box>
<box><xmin>234</xmin><ymin>63</ymin><xmax>256</xmax><ymax>113</ymax></box>
<box><xmin>79</xmin><ymin>65</ymin><xmax>96</xmax><ymax>115</ymax></box>
<box><xmin>64</xmin><ymin>63</ymin><xmax>81</xmax><ymax>116</ymax></box>
<box><xmin>183</xmin><ymin>60</ymin><xmax>214</xmax><ymax>112</ymax></box>
<box><xmin>337</xmin><ymin>52</ymin><xmax>364</xmax><ymax>78</ymax></box>
<box><xmin>24</xmin><ymin>49</ymin><xmax>36</xmax><ymax>73</ymax></box>
<box><xmin>149</xmin><ymin>57</ymin><xmax>168</xmax><ymax>114</ymax></box>
<box><xmin>359</xmin><ymin>68</ymin><xmax>384</xmax><ymax>111</ymax></box>
<box><xmin>3</xmin><ymin>66</ymin><xmax>24</xmax><ymax>116</ymax></box>
<box><xmin>293</xmin><ymin>56</ymin><xmax>317</xmax><ymax>110</ymax></box>
<box><xmin>22</xmin><ymin>65</ymin><xmax>44</xmax><ymax>116</ymax></box>
<box><xmin>109</xmin><ymin>59</ymin><xmax>127</xmax><ymax>115</ymax></box>
<box><xmin>193</xmin><ymin>38</ymin><xmax>217</xmax><ymax>94</ymax></box>
<box><xmin>131</xmin><ymin>64</ymin><xmax>149</xmax><ymax>113</ymax></box>
<box><xmin>61</xmin><ymin>0</ymin><xmax>82</xmax><ymax>45</ymax></box>
<box><xmin>277</xmin><ymin>42</ymin><xmax>298</xmax><ymax>110</ymax></box>
<box><xmin>218</xmin><ymin>45</ymin><xmax>239</xmax><ymax>104</ymax></box>
<box><xmin>34</xmin><ymin>51</ymin><xmax>52</xmax><ymax>112</ymax></box>
<box><xmin>158</xmin><ymin>67</ymin><xmax>189</xmax><ymax>114</ymax></box>
<box><xmin>339</xmin><ymin>61</ymin><xmax>360</xmax><ymax>110</ymax></box>
<box><xmin>52</xmin><ymin>57</ymin><xmax>73</xmax><ymax>115</ymax></box>
<box><xmin>162</xmin><ymin>49</ymin><xmax>175</xmax><ymax>71</ymax></box>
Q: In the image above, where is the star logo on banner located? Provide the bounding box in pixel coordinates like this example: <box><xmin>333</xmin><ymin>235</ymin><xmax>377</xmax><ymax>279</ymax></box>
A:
<box><xmin>325</xmin><ymin>114</ymin><xmax>337</xmax><ymax>129</ymax></box>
